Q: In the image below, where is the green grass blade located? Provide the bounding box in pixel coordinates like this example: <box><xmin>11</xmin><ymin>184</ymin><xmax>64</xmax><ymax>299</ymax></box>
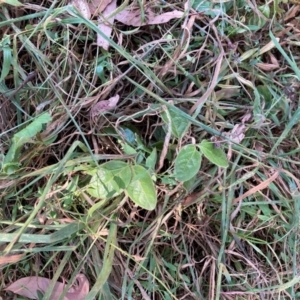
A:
<box><xmin>86</xmin><ymin>218</ymin><xmax>117</xmax><ymax>299</ymax></box>
<box><xmin>270</xmin><ymin>107</ymin><xmax>300</xmax><ymax>154</ymax></box>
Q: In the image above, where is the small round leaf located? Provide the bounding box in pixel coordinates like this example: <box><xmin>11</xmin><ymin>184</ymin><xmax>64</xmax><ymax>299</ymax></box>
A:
<box><xmin>199</xmin><ymin>139</ymin><xmax>228</xmax><ymax>168</ymax></box>
<box><xmin>125</xmin><ymin>165</ymin><xmax>157</xmax><ymax>210</ymax></box>
<box><xmin>161</xmin><ymin>107</ymin><xmax>190</xmax><ymax>139</ymax></box>
<box><xmin>174</xmin><ymin>144</ymin><xmax>202</xmax><ymax>182</ymax></box>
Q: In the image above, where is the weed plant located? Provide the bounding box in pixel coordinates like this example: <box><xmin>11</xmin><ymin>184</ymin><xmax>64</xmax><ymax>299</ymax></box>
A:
<box><xmin>1</xmin><ymin>0</ymin><xmax>300</xmax><ymax>299</ymax></box>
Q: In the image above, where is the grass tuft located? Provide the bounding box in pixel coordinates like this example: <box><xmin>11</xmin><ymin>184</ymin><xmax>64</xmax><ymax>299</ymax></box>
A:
<box><xmin>1</xmin><ymin>0</ymin><xmax>300</xmax><ymax>299</ymax></box>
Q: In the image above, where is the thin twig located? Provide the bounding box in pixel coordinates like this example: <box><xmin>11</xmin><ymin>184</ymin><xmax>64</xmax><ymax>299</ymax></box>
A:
<box><xmin>156</xmin><ymin>105</ymin><xmax>172</xmax><ymax>173</ymax></box>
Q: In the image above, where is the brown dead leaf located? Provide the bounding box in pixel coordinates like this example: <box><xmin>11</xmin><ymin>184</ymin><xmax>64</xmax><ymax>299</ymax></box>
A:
<box><xmin>284</xmin><ymin>5</ymin><xmax>300</xmax><ymax>22</ymax></box>
<box><xmin>0</xmin><ymin>253</ymin><xmax>25</xmax><ymax>265</ymax></box>
<box><xmin>90</xmin><ymin>229</ymin><xmax>109</xmax><ymax>239</ymax></box>
<box><xmin>146</xmin><ymin>10</ymin><xmax>184</xmax><ymax>25</ymax></box>
<box><xmin>159</xmin><ymin>46</ymin><xmax>182</xmax><ymax>78</ymax></box>
<box><xmin>189</xmin><ymin>50</ymin><xmax>224</xmax><ymax>114</ymax></box>
<box><xmin>115</xmin><ymin>8</ymin><xmax>153</xmax><ymax>27</ymax></box>
<box><xmin>71</xmin><ymin>0</ymin><xmax>91</xmax><ymax>19</ymax></box>
<box><xmin>269</xmin><ymin>53</ymin><xmax>279</xmax><ymax>66</ymax></box>
<box><xmin>241</xmin><ymin>112</ymin><xmax>251</xmax><ymax>124</ymax></box>
<box><xmin>131</xmin><ymin>255</ymin><xmax>147</xmax><ymax>262</ymax></box>
<box><xmin>5</xmin><ymin>274</ymin><xmax>89</xmax><ymax>300</ymax></box>
<box><xmin>232</xmin><ymin>171</ymin><xmax>279</xmax><ymax>205</ymax></box>
<box><xmin>275</xmin><ymin>26</ymin><xmax>293</xmax><ymax>39</ymax></box>
<box><xmin>229</xmin><ymin>124</ymin><xmax>246</xmax><ymax>144</ymax></box>
<box><xmin>255</xmin><ymin>52</ymin><xmax>279</xmax><ymax>71</ymax></box>
<box><xmin>115</xmin><ymin>8</ymin><xmax>184</xmax><ymax>26</ymax></box>
<box><xmin>255</xmin><ymin>62</ymin><xmax>279</xmax><ymax>71</ymax></box>
<box><xmin>96</xmin><ymin>0</ymin><xmax>117</xmax><ymax>49</ymax></box>
<box><xmin>0</xmin><ymin>178</ymin><xmax>16</xmax><ymax>189</ymax></box>
<box><xmin>90</xmin><ymin>94</ymin><xmax>119</xmax><ymax>118</ymax></box>
<box><xmin>182</xmin><ymin>191</ymin><xmax>203</xmax><ymax>206</ymax></box>
<box><xmin>89</xmin><ymin>0</ymin><xmax>112</xmax><ymax>15</ymax></box>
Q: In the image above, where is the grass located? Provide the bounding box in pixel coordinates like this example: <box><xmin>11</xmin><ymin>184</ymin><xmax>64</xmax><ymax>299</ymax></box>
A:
<box><xmin>1</xmin><ymin>0</ymin><xmax>300</xmax><ymax>299</ymax></box>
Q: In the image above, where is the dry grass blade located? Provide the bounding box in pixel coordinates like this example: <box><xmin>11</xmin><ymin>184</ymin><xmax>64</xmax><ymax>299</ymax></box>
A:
<box><xmin>233</xmin><ymin>171</ymin><xmax>279</xmax><ymax>205</ymax></box>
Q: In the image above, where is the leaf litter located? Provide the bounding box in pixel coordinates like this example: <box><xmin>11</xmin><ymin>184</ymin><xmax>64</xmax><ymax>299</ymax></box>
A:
<box><xmin>5</xmin><ymin>274</ymin><xmax>89</xmax><ymax>300</ymax></box>
<box><xmin>89</xmin><ymin>94</ymin><xmax>119</xmax><ymax>119</ymax></box>
<box><xmin>96</xmin><ymin>0</ymin><xmax>117</xmax><ymax>49</ymax></box>
<box><xmin>70</xmin><ymin>0</ymin><xmax>91</xmax><ymax>19</ymax></box>
<box><xmin>88</xmin><ymin>0</ymin><xmax>112</xmax><ymax>16</ymax></box>
<box><xmin>71</xmin><ymin>0</ymin><xmax>184</xmax><ymax>49</ymax></box>
<box><xmin>114</xmin><ymin>8</ymin><xmax>184</xmax><ymax>26</ymax></box>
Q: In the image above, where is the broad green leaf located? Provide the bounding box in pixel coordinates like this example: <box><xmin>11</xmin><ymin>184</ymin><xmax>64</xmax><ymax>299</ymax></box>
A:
<box><xmin>125</xmin><ymin>165</ymin><xmax>157</xmax><ymax>210</ymax></box>
<box><xmin>192</xmin><ymin>0</ymin><xmax>212</xmax><ymax>12</ymax></box>
<box><xmin>14</xmin><ymin>113</ymin><xmax>52</xmax><ymax>142</ymax></box>
<box><xmin>192</xmin><ymin>0</ymin><xmax>228</xmax><ymax>16</ymax></box>
<box><xmin>0</xmin><ymin>44</ymin><xmax>12</xmax><ymax>82</ymax></box>
<box><xmin>259</xmin><ymin>4</ymin><xmax>270</xmax><ymax>18</ymax></box>
<box><xmin>199</xmin><ymin>139</ymin><xmax>228</xmax><ymax>168</ymax></box>
<box><xmin>2</xmin><ymin>162</ymin><xmax>19</xmax><ymax>174</ymax></box>
<box><xmin>121</xmin><ymin>142</ymin><xmax>137</xmax><ymax>155</ymax></box>
<box><xmin>161</xmin><ymin>107</ymin><xmax>190</xmax><ymax>139</ymax></box>
<box><xmin>87</xmin><ymin>161</ymin><xmax>132</xmax><ymax>199</ymax></box>
<box><xmin>3</xmin><ymin>113</ymin><xmax>52</xmax><ymax>174</ymax></box>
<box><xmin>145</xmin><ymin>148</ymin><xmax>157</xmax><ymax>170</ymax></box>
<box><xmin>174</xmin><ymin>144</ymin><xmax>202</xmax><ymax>182</ymax></box>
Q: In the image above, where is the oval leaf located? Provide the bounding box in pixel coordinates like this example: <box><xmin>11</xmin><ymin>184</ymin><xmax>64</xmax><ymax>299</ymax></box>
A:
<box><xmin>161</xmin><ymin>107</ymin><xmax>190</xmax><ymax>139</ymax></box>
<box><xmin>145</xmin><ymin>148</ymin><xmax>157</xmax><ymax>170</ymax></box>
<box><xmin>125</xmin><ymin>165</ymin><xmax>157</xmax><ymax>210</ymax></box>
<box><xmin>199</xmin><ymin>139</ymin><xmax>228</xmax><ymax>168</ymax></box>
<box><xmin>87</xmin><ymin>161</ymin><xmax>132</xmax><ymax>199</ymax></box>
<box><xmin>174</xmin><ymin>144</ymin><xmax>202</xmax><ymax>182</ymax></box>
